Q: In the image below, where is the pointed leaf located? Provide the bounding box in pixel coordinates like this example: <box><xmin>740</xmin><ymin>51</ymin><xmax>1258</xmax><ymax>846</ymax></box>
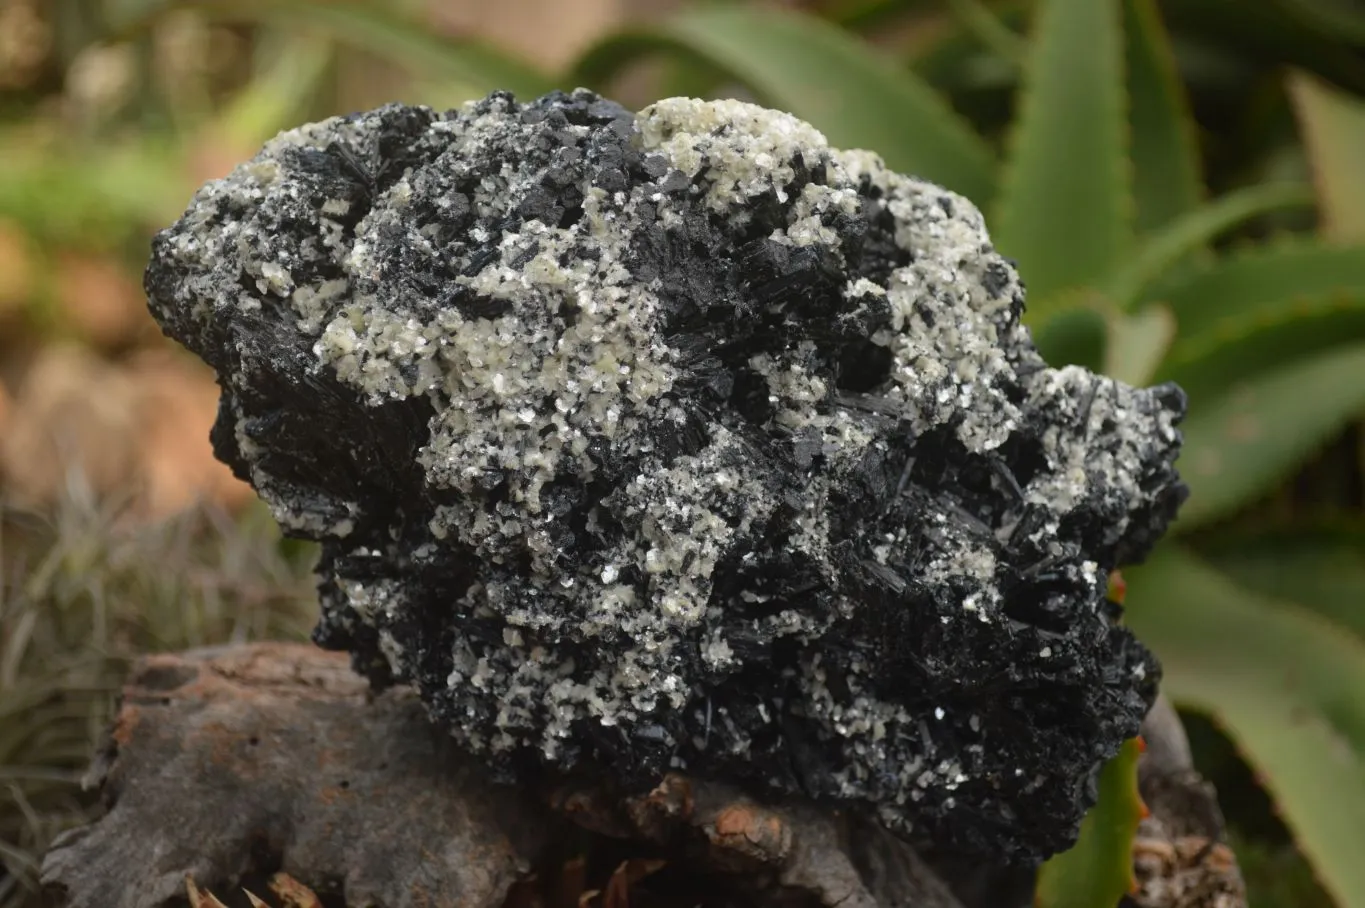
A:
<box><xmin>1158</xmin><ymin>241</ymin><xmax>1365</xmax><ymax>336</ymax></box>
<box><xmin>1151</xmin><ymin>239</ymin><xmax>1365</xmax><ymax>395</ymax></box>
<box><xmin>1174</xmin><ymin>343</ymin><xmax>1365</xmax><ymax>530</ymax></box>
<box><xmin>1289</xmin><ymin>70</ymin><xmax>1365</xmax><ymax>242</ymax></box>
<box><xmin>115</xmin><ymin>0</ymin><xmax>554</xmax><ymax>100</ymax></box>
<box><xmin>1034</xmin><ymin>737</ymin><xmax>1145</xmax><ymax>908</ymax></box>
<box><xmin>1103</xmin><ymin>182</ymin><xmax>1315</xmax><ymax>310</ymax></box>
<box><xmin>1158</xmin><ymin>292</ymin><xmax>1365</xmax><ymax>401</ymax></box>
<box><xmin>945</xmin><ymin>0</ymin><xmax>1025</xmax><ymax>63</ymax></box>
<box><xmin>571</xmin><ymin>4</ymin><xmax>997</xmax><ymax>204</ymax></box>
<box><xmin>994</xmin><ymin>0</ymin><xmax>1130</xmax><ymax>301</ymax></box>
<box><xmin>1124</xmin><ymin>546</ymin><xmax>1365</xmax><ymax>908</ymax></box>
<box><xmin>1104</xmin><ymin>303</ymin><xmax>1175</xmax><ymax>385</ymax></box>
<box><xmin>1124</xmin><ymin>0</ymin><xmax>1205</xmax><ymax>234</ymax></box>
<box><xmin>1201</xmin><ymin>526</ymin><xmax>1365</xmax><ymax>640</ymax></box>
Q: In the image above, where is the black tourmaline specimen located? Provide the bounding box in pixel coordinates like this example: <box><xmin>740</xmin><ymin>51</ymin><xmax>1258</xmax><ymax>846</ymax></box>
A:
<box><xmin>145</xmin><ymin>89</ymin><xmax>1187</xmax><ymax>864</ymax></box>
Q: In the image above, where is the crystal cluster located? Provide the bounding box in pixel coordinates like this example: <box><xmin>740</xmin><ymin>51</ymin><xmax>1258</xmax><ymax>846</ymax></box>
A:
<box><xmin>145</xmin><ymin>89</ymin><xmax>1187</xmax><ymax>863</ymax></box>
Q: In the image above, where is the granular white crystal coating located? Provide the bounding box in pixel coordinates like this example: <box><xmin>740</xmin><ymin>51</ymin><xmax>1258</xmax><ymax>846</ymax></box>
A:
<box><xmin>145</xmin><ymin>90</ymin><xmax>1187</xmax><ymax>863</ymax></box>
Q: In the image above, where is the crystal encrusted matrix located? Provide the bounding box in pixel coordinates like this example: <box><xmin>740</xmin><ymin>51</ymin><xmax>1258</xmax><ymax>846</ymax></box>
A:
<box><xmin>145</xmin><ymin>89</ymin><xmax>1187</xmax><ymax>863</ymax></box>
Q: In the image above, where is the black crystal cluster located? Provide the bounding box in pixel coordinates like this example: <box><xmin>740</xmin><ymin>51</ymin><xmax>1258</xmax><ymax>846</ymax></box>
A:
<box><xmin>144</xmin><ymin>89</ymin><xmax>1187</xmax><ymax>863</ymax></box>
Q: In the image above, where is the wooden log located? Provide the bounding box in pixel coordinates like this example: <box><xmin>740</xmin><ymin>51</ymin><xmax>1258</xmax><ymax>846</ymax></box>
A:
<box><xmin>39</xmin><ymin>643</ymin><xmax>966</xmax><ymax>908</ymax></box>
<box><xmin>1131</xmin><ymin>694</ymin><xmax>1247</xmax><ymax>908</ymax></box>
<box><xmin>39</xmin><ymin>643</ymin><xmax>549</xmax><ymax>908</ymax></box>
<box><xmin>40</xmin><ymin>643</ymin><xmax>1244</xmax><ymax>908</ymax></box>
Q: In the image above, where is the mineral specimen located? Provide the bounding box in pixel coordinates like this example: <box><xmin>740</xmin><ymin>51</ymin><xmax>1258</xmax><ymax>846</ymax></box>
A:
<box><xmin>144</xmin><ymin>89</ymin><xmax>1187</xmax><ymax>863</ymax></box>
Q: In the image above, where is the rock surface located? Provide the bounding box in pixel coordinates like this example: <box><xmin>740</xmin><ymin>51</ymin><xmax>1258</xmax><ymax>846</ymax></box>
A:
<box><xmin>144</xmin><ymin>89</ymin><xmax>1187</xmax><ymax>862</ymax></box>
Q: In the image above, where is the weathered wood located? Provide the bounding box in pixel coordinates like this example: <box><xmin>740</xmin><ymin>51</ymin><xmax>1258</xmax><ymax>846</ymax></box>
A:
<box><xmin>551</xmin><ymin>771</ymin><xmax>967</xmax><ymax>908</ymax></box>
<box><xmin>1132</xmin><ymin>694</ymin><xmax>1246</xmax><ymax>908</ymax></box>
<box><xmin>40</xmin><ymin>643</ymin><xmax>550</xmax><ymax>908</ymax></box>
<box><xmin>39</xmin><ymin>643</ymin><xmax>967</xmax><ymax>908</ymax></box>
<box><xmin>41</xmin><ymin>644</ymin><xmax>1244</xmax><ymax>908</ymax></box>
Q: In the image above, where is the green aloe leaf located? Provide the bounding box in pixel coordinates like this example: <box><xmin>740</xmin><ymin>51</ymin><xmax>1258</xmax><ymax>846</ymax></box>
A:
<box><xmin>1174</xmin><ymin>343</ymin><xmax>1365</xmax><ymax>530</ymax></box>
<box><xmin>1105</xmin><ymin>303</ymin><xmax>1175</xmax><ymax>385</ymax></box>
<box><xmin>994</xmin><ymin>0</ymin><xmax>1130</xmax><ymax>302</ymax></box>
<box><xmin>1200</xmin><ymin>526</ymin><xmax>1365</xmax><ymax>640</ymax></box>
<box><xmin>1153</xmin><ymin>238</ymin><xmax>1365</xmax><ymax>338</ymax></box>
<box><xmin>1102</xmin><ymin>183</ymin><xmax>1316</xmax><ymax>310</ymax></box>
<box><xmin>1034</xmin><ymin>737</ymin><xmax>1144</xmax><ymax>908</ymax></box>
<box><xmin>114</xmin><ymin>0</ymin><xmax>554</xmax><ymax>100</ymax></box>
<box><xmin>1151</xmin><ymin>240</ymin><xmax>1365</xmax><ymax>395</ymax></box>
<box><xmin>1123</xmin><ymin>0</ymin><xmax>1205</xmax><ymax>234</ymax></box>
<box><xmin>571</xmin><ymin>4</ymin><xmax>997</xmax><ymax>204</ymax></box>
<box><xmin>1124</xmin><ymin>546</ymin><xmax>1365</xmax><ymax>908</ymax></box>
<box><xmin>1289</xmin><ymin>70</ymin><xmax>1365</xmax><ymax>243</ymax></box>
<box><xmin>1159</xmin><ymin>293</ymin><xmax>1365</xmax><ymax>402</ymax></box>
<box><xmin>1030</xmin><ymin>292</ymin><xmax>1109</xmax><ymax>370</ymax></box>
<box><xmin>945</xmin><ymin>0</ymin><xmax>1025</xmax><ymax>63</ymax></box>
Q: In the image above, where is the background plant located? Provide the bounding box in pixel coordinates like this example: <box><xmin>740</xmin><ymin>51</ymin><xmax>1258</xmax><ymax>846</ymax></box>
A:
<box><xmin>0</xmin><ymin>486</ymin><xmax>316</xmax><ymax>905</ymax></box>
<box><xmin>1</xmin><ymin>1</ymin><xmax>1363</xmax><ymax>906</ymax></box>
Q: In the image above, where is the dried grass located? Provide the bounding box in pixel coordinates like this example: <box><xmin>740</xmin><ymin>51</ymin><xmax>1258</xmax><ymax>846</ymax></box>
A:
<box><xmin>0</xmin><ymin>475</ymin><xmax>317</xmax><ymax>907</ymax></box>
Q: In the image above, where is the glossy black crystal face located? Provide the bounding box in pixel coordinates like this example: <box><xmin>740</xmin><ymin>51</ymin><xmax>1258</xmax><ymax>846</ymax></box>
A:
<box><xmin>145</xmin><ymin>89</ymin><xmax>1187</xmax><ymax>864</ymax></box>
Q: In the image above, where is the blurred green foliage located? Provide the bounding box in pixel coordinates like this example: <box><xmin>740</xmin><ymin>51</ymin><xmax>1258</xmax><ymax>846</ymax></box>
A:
<box><xmin>1034</xmin><ymin>736</ymin><xmax>1145</xmax><ymax>908</ymax></box>
<box><xmin>3</xmin><ymin>0</ymin><xmax>1365</xmax><ymax>906</ymax></box>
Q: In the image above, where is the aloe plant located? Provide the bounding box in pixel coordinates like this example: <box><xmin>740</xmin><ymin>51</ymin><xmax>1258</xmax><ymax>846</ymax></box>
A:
<box><xmin>1033</xmin><ymin>737</ymin><xmax>1146</xmax><ymax>908</ymax></box>
<box><xmin>573</xmin><ymin>4</ymin><xmax>997</xmax><ymax>203</ymax></box>
<box><xmin>571</xmin><ymin>0</ymin><xmax>1365</xmax><ymax>904</ymax></box>
<box><xmin>109</xmin><ymin>0</ymin><xmax>553</xmax><ymax>102</ymax></box>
